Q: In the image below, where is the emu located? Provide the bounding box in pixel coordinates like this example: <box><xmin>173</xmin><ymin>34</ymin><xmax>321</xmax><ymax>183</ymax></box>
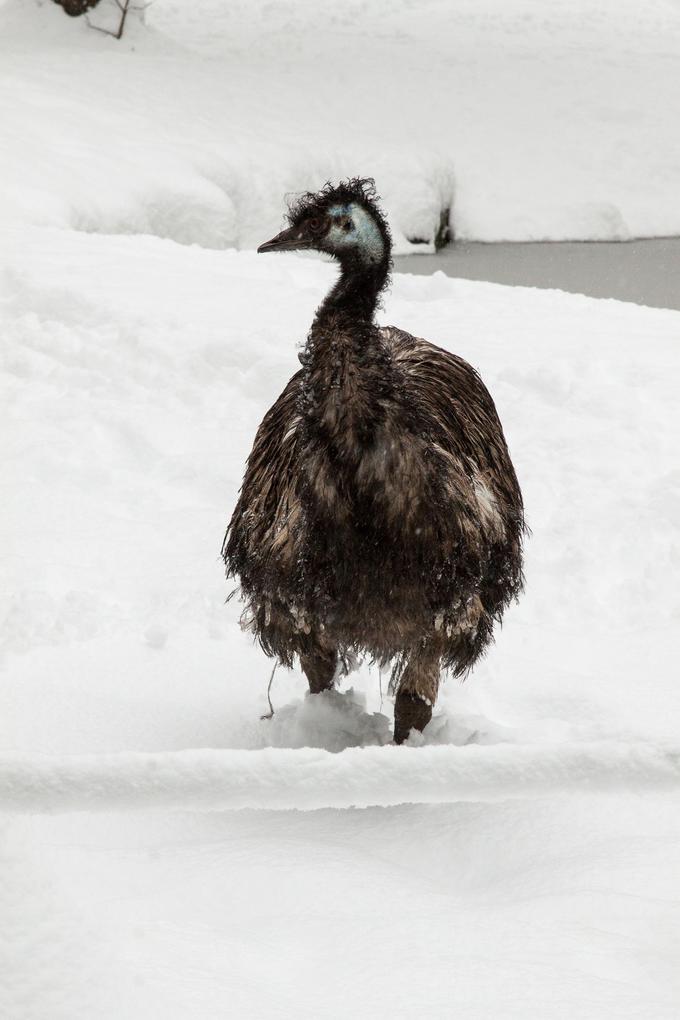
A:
<box><xmin>223</xmin><ymin>179</ymin><xmax>525</xmax><ymax>743</ymax></box>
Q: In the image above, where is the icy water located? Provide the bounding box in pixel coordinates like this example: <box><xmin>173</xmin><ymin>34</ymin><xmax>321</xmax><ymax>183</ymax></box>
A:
<box><xmin>396</xmin><ymin>238</ymin><xmax>680</xmax><ymax>311</ymax></box>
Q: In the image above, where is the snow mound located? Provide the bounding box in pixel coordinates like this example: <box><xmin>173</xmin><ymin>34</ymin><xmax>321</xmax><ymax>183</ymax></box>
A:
<box><xmin>73</xmin><ymin>182</ymin><xmax>239</xmax><ymax>251</ymax></box>
<box><xmin>262</xmin><ymin>689</ymin><xmax>392</xmax><ymax>752</ymax></box>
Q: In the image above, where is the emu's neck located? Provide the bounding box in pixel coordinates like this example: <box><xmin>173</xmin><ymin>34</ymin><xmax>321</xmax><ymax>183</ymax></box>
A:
<box><xmin>320</xmin><ymin>257</ymin><xmax>389</xmax><ymax>321</ymax></box>
<box><xmin>301</xmin><ymin>258</ymin><xmax>393</xmax><ymax>456</ymax></box>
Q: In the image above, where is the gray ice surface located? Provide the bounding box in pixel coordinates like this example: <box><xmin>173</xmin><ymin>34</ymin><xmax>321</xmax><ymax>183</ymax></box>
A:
<box><xmin>396</xmin><ymin>238</ymin><xmax>680</xmax><ymax>311</ymax></box>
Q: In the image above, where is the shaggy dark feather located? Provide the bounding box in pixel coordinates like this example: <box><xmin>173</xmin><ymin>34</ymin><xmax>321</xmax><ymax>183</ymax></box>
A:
<box><xmin>223</xmin><ymin>178</ymin><xmax>525</xmax><ymax>740</ymax></box>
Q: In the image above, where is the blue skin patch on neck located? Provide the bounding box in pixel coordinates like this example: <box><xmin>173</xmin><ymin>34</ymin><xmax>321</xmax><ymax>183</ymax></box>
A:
<box><xmin>326</xmin><ymin>203</ymin><xmax>385</xmax><ymax>264</ymax></box>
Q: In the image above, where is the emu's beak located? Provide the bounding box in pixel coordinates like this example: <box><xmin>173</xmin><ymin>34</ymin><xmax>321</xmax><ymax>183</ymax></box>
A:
<box><xmin>257</xmin><ymin>225</ymin><xmax>311</xmax><ymax>253</ymax></box>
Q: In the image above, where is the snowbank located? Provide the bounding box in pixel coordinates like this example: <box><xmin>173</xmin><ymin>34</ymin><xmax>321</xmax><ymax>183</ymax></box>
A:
<box><xmin>1</xmin><ymin>0</ymin><xmax>679</xmax><ymax>244</ymax></box>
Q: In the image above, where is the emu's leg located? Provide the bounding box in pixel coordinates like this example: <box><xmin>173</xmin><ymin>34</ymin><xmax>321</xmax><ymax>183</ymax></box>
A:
<box><xmin>300</xmin><ymin>641</ymin><xmax>337</xmax><ymax>695</ymax></box>
<box><xmin>393</xmin><ymin>643</ymin><xmax>441</xmax><ymax>744</ymax></box>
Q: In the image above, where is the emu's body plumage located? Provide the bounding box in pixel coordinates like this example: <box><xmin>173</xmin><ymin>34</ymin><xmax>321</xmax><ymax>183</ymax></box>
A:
<box><xmin>223</xmin><ymin>179</ymin><xmax>525</xmax><ymax>740</ymax></box>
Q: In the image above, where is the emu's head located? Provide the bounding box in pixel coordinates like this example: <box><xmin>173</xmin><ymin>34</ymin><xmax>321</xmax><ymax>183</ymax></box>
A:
<box><xmin>258</xmin><ymin>178</ymin><xmax>392</xmax><ymax>270</ymax></box>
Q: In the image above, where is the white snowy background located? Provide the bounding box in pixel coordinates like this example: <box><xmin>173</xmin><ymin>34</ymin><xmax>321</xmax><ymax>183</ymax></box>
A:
<box><xmin>1</xmin><ymin>1</ymin><xmax>680</xmax><ymax>1018</ymax></box>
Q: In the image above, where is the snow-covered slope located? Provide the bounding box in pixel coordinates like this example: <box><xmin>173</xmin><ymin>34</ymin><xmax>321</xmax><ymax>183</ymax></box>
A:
<box><xmin>1</xmin><ymin>0</ymin><xmax>680</xmax><ymax>244</ymax></box>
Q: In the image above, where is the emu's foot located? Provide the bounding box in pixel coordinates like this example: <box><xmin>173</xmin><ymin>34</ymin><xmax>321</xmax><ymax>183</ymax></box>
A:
<box><xmin>393</xmin><ymin>691</ymin><xmax>433</xmax><ymax>744</ymax></box>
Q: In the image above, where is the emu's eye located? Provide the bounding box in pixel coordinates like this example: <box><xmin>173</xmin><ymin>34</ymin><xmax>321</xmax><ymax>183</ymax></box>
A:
<box><xmin>308</xmin><ymin>217</ymin><xmax>323</xmax><ymax>233</ymax></box>
<box><xmin>332</xmin><ymin>215</ymin><xmax>352</xmax><ymax>233</ymax></box>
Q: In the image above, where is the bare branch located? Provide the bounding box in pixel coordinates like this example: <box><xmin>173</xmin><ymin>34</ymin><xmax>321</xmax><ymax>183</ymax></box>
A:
<box><xmin>115</xmin><ymin>0</ymin><xmax>131</xmax><ymax>39</ymax></box>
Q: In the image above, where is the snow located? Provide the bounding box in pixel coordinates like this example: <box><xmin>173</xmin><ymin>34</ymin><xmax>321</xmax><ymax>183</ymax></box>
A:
<box><xmin>2</xmin><ymin>223</ymin><xmax>680</xmax><ymax>1019</ymax></box>
<box><xmin>3</xmin><ymin>797</ymin><xmax>679</xmax><ymax>1020</ymax></box>
<box><xmin>4</xmin><ymin>227</ymin><xmax>680</xmax><ymax>754</ymax></box>
<box><xmin>2</xmin><ymin>1</ymin><xmax>680</xmax><ymax>1017</ymax></box>
<box><xmin>1</xmin><ymin>0</ymin><xmax>680</xmax><ymax>244</ymax></box>
<box><xmin>3</xmin><ymin>741</ymin><xmax>680</xmax><ymax>814</ymax></box>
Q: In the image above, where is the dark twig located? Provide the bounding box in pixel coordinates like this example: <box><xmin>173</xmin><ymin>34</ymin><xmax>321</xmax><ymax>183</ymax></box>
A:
<box><xmin>260</xmin><ymin>662</ymin><xmax>277</xmax><ymax>720</ymax></box>
<box><xmin>114</xmin><ymin>0</ymin><xmax>130</xmax><ymax>39</ymax></box>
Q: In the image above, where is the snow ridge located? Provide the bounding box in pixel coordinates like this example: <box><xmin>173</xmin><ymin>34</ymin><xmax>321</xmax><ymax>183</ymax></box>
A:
<box><xmin>2</xmin><ymin>742</ymin><xmax>680</xmax><ymax>814</ymax></box>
